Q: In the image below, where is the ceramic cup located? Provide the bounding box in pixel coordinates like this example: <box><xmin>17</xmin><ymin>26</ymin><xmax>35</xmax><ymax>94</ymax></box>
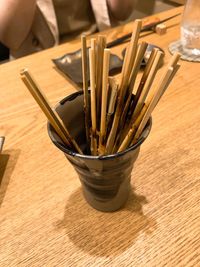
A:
<box><xmin>47</xmin><ymin>91</ymin><xmax>151</xmax><ymax>212</ymax></box>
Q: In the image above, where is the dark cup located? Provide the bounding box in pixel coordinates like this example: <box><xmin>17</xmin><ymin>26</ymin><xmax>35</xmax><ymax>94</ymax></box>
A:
<box><xmin>47</xmin><ymin>91</ymin><xmax>151</xmax><ymax>212</ymax></box>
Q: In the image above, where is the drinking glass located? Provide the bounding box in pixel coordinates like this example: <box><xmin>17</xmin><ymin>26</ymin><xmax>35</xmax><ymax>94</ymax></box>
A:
<box><xmin>181</xmin><ymin>0</ymin><xmax>200</xmax><ymax>56</ymax></box>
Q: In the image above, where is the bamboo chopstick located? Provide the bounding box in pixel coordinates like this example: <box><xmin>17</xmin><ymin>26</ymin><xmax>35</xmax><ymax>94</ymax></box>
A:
<box><xmin>160</xmin><ymin>64</ymin><xmax>180</xmax><ymax>98</ymax></box>
<box><xmin>146</xmin><ymin>52</ymin><xmax>181</xmax><ymax>106</ymax></box>
<box><xmin>21</xmin><ymin>33</ymin><xmax>181</xmax><ymax>157</ymax></box>
<box><xmin>96</xmin><ymin>35</ymin><xmax>107</xmax><ymax>125</ymax></box>
<box><xmin>120</xmin><ymin>19</ymin><xmax>143</xmax><ymax>92</ymax></box>
<box><xmin>113</xmin><ymin>49</ymin><xmax>163</xmax><ymax>153</ymax></box>
<box><xmin>20</xmin><ymin>69</ymin><xmax>83</xmax><ymax>154</ymax></box>
<box><xmin>132</xmin><ymin>66</ymin><xmax>174</xmax><ymax>143</ymax></box>
<box><xmin>130</xmin><ymin>47</ymin><xmax>158</xmax><ymax>112</ymax></box>
<box><xmin>89</xmin><ymin>48</ymin><xmax>98</xmax><ymax>155</ymax></box>
<box><xmin>107</xmin><ymin>77</ymin><xmax>118</xmax><ymax>121</ymax></box>
<box><xmin>117</xmin><ymin>66</ymin><xmax>174</xmax><ymax>152</ymax></box>
<box><xmin>105</xmin><ymin>20</ymin><xmax>142</xmax><ymax>154</ymax></box>
<box><xmin>117</xmin><ymin>52</ymin><xmax>181</xmax><ymax>152</ymax></box>
<box><xmin>132</xmin><ymin>50</ymin><xmax>163</xmax><ymax>118</ymax></box>
<box><xmin>99</xmin><ymin>49</ymin><xmax>110</xmax><ymax>154</ymax></box>
<box><xmin>81</xmin><ymin>35</ymin><xmax>90</xmax><ymax>151</ymax></box>
<box><xmin>168</xmin><ymin>51</ymin><xmax>181</xmax><ymax>68</ymax></box>
<box><xmin>123</xmin><ymin>48</ymin><xmax>158</xmax><ymax>136</ymax></box>
<box><xmin>106</xmin><ymin>77</ymin><xmax>118</xmax><ymax>136</ymax></box>
<box><xmin>128</xmin><ymin>41</ymin><xmax>148</xmax><ymax>91</ymax></box>
<box><xmin>117</xmin><ymin>104</ymin><xmax>148</xmax><ymax>152</ymax></box>
<box><xmin>118</xmin><ymin>41</ymin><xmax>148</xmax><ymax>131</ymax></box>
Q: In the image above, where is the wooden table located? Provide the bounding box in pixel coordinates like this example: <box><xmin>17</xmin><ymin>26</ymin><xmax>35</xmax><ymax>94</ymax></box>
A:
<box><xmin>1</xmin><ymin>6</ymin><xmax>200</xmax><ymax>267</ymax></box>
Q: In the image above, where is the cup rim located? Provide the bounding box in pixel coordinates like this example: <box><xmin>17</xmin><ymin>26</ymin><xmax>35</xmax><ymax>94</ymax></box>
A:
<box><xmin>47</xmin><ymin>92</ymin><xmax>152</xmax><ymax>160</ymax></box>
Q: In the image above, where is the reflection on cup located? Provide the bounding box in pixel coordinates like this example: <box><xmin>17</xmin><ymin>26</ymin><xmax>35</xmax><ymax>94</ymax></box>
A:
<box><xmin>48</xmin><ymin>92</ymin><xmax>151</xmax><ymax>212</ymax></box>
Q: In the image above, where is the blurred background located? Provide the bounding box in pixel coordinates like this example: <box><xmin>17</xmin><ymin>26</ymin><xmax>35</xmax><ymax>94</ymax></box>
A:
<box><xmin>130</xmin><ymin>0</ymin><xmax>184</xmax><ymax>20</ymax></box>
<box><xmin>0</xmin><ymin>0</ymin><xmax>184</xmax><ymax>63</ymax></box>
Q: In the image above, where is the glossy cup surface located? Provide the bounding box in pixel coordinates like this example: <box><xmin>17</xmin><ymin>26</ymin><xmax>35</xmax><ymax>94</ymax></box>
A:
<box><xmin>48</xmin><ymin>92</ymin><xmax>151</xmax><ymax>212</ymax></box>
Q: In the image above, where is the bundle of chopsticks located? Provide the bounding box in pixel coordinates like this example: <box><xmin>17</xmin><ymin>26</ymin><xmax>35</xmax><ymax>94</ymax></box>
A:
<box><xmin>20</xmin><ymin>19</ymin><xmax>180</xmax><ymax>156</ymax></box>
<box><xmin>82</xmin><ymin>19</ymin><xmax>180</xmax><ymax>156</ymax></box>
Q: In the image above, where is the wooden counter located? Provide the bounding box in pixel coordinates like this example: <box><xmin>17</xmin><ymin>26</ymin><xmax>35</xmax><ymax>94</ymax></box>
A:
<box><xmin>1</xmin><ymin>7</ymin><xmax>200</xmax><ymax>267</ymax></box>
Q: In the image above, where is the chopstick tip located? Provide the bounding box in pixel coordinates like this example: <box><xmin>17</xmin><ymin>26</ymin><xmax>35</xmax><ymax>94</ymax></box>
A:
<box><xmin>20</xmin><ymin>68</ymin><xmax>28</xmax><ymax>76</ymax></box>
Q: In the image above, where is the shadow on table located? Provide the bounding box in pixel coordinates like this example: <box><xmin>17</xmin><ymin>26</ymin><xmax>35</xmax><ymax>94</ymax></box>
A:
<box><xmin>56</xmin><ymin>187</ymin><xmax>157</xmax><ymax>257</ymax></box>
<box><xmin>0</xmin><ymin>149</ymin><xmax>20</xmax><ymax>207</ymax></box>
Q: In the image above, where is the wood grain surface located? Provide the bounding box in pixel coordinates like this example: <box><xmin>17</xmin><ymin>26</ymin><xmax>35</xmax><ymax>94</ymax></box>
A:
<box><xmin>1</xmin><ymin>7</ymin><xmax>200</xmax><ymax>267</ymax></box>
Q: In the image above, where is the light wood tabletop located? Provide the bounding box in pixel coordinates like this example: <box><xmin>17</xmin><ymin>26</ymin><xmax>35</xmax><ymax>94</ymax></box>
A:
<box><xmin>1</xmin><ymin>6</ymin><xmax>200</xmax><ymax>267</ymax></box>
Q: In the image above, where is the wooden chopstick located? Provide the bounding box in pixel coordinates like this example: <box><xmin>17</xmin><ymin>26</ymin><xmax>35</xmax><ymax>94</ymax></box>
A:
<box><xmin>118</xmin><ymin>47</ymin><xmax>158</xmax><ymax>143</ymax></box>
<box><xmin>146</xmin><ymin>52</ymin><xmax>181</xmax><ymax>105</ymax></box>
<box><xmin>117</xmin><ymin>49</ymin><xmax>162</xmax><ymax>149</ymax></box>
<box><xmin>106</xmin><ymin>13</ymin><xmax>181</xmax><ymax>48</ymax></box>
<box><xmin>96</xmin><ymin>35</ymin><xmax>107</xmax><ymax>126</ymax></box>
<box><xmin>105</xmin><ymin>77</ymin><xmax>118</xmax><ymax>139</ymax></box>
<box><xmin>89</xmin><ymin>48</ymin><xmax>98</xmax><ymax>155</ymax></box>
<box><xmin>20</xmin><ymin>69</ymin><xmax>83</xmax><ymax>154</ymax></box>
<box><xmin>117</xmin><ymin>104</ymin><xmax>148</xmax><ymax>152</ymax></box>
<box><xmin>168</xmin><ymin>52</ymin><xmax>181</xmax><ymax>68</ymax></box>
<box><xmin>120</xmin><ymin>19</ymin><xmax>143</xmax><ymax>95</ymax></box>
<box><xmin>132</xmin><ymin>50</ymin><xmax>163</xmax><ymax>118</ymax></box>
<box><xmin>128</xmin><ymin>41</ymin><xmax>148</xmax><ymax>91</ymax></box>
<box><xmin>118</xmin><ymin>66</ymin><xmax>174</xmax><ymax>152</ymax></box>
<box><xmin>160</xmin><ymin>64</ymin><xmax>180</xmax><ymax>98</ymax></box>
<box><xmin>107</xmin><ymin>77</ymin><xmax>118</xmax><ymax>122</ymax></box>
<box><xmin>132</xmin><ymin>53</ymin><xmax>181</xmax><ymax>144</ymax></box>
<box><xmin>21</xmin><ymin>38</ymin><xmax>181</xmax><ymax>157</ymax></box>
<box><xmin>132</xmin><ymin>66</ymin><xmax>174</xmax><ymax>143</ymax></box>
<box><xmin>117</xmin><ymin>52</ymin><xmax>181</xmax><ymax>152</ymax></box>
<box><xmin>105</xmin><ymin>20</ymin><xmax>142</xmax><ymax>154</ymax></box>
<box><xmin>81</xmin><ymin>35</ymin><xmax>90</xmax><ymax>151</ymax></box>
<box><xmin>99</xmin><ymin>49</ymin><xmax>110</xmax><ymax>155</ymax></box>
<box><xmin>130</xmin><ymin>47</ymin><xmax>158</xmax><ymax>113</ymax></box>
<box><xmin>118</xmin><ymin>42</ymin><xmax>148</xmax><ymax>133</ymax></box>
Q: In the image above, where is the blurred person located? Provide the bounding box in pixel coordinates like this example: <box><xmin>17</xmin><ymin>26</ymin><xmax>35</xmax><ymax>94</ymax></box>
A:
<box><xmin>0</xmin><ymin>0</ymin><xmax>135</xmax><ymax>59</ymax></box>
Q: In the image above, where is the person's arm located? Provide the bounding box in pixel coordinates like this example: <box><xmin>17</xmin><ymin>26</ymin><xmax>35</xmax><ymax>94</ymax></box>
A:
<box><xmin>107</xmin><ymin>0</ymin><xmax>135</xmax><ymax>21</ymax></box>
<box><xmin>0</xmin><ymin>0</ymin><xmax>36</xmax><ymax>50</ymax></box>
<box><xmin>91</xmin><ymin>0</ymin><xmax>136</xmax><ymax>31</ymax></box>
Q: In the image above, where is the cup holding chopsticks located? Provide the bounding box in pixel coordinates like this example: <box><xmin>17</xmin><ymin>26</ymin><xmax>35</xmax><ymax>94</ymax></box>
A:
<box><xmin>47</xmin><ymin>91</ymin><xmax>152</xmax><ymax>212</ymax></box>
<box><xmin>20</xmin><ymin>18</ymin><xmax>181</xmax><ymax>212</ymax></box>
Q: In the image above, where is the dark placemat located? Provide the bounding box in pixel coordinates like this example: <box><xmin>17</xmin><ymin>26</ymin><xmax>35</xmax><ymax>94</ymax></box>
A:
<box><xmin>52</xmin><ymin>43</ymin><xmax>165</xmax><ymax>85</ymax></box>
<box><xmin>52</xmin><ymin>49</ymin><xmax>123</xmax><ymax>85</ymax></box>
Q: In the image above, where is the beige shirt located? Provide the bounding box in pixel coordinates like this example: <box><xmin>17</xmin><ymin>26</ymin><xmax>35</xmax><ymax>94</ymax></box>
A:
<box><xmin>11</xmin><ymin>0</ymin><xmax>111</xmax><ymax>58</ymax></box>
<box><xmin>53</xmin><ymin>0</ymin><xmax>96</xmax><ymax>42</ymax></box>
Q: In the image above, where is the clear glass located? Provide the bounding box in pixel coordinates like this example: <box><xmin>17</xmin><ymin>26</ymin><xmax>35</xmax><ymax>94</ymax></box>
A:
<box><xmin>181</xmin><ymin>0</ymin><xmax>200</xmax><ymax>56</ymax></box>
